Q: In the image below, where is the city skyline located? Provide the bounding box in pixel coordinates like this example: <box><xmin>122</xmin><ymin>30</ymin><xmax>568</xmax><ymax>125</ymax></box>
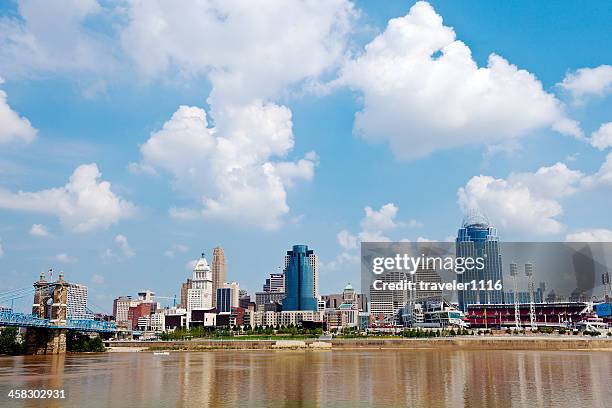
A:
<box><xmin>0</xmin><ymin>1</ymin><xmax>611</xmax><ymax>312</ymax></box>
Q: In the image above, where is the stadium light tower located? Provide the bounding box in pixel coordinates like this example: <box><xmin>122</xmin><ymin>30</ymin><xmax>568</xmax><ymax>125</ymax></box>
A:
<box><xmin>525</xmin><ymin>263</ymin><xmax>536</xmax><ymax>330</ymax></box>
<box><xmin>602</xmin><ymin>271</ymin><xmax>611</xmax><ymax>301</ymax></box>
<box><xmin>510</xmin><ymin>263</ymin><xmax>521</xmax><ymax>330</ymax></box>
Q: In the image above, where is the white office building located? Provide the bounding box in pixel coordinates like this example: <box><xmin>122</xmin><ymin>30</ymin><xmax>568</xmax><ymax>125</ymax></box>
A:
<box><xmin>187</xmin><ymin>253</ymin><xmax>214</xmax><ymax>311</ymax></box>
<box><xmin>67</xmin><ymin>283</ymin><xmax>92</xmax><ymax>320</ymax></box>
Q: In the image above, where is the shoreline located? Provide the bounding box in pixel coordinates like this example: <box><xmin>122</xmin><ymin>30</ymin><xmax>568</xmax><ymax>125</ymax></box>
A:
<box><xmin>105</xmin><ymin>336</ymin><xmax>612</xmax><ymax>352</ymax></box>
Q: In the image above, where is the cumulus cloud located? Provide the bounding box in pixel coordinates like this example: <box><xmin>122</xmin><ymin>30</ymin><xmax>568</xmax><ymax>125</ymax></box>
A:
<box><xmin>558</xmin><ymin>65</ymin><xmax>612</xmax><ymax>103</ymax></box>
<box><xmin>120</xmin><ymin>1</ymin><xmax>358</xmax><ymax>228</ymax></box>
<box><xmin>337</xmin><ymin>203</ymin><xmax>421</xmax><ymax>249</ymax></box>
<box><xmin>337</xmin><ymin>229</ymin><xmax>359</xmax><ymax>250</ymax></box>
<box><xmin>336</xmin><ymin>1</ymin><xmax>581</xmax><ymax>159</ymax></box>
<box><xmin>137</xmin><ymin>102</ymin><xmax>317</xmax><ymax>229</ymax></box>
<box><xmin>458</xmin><ymin>157</ymin><xmax>612</xmax><ymax>236</ymax></box>
<box><xmin>327</xmin><ymin>203</ymin><xmax>422</xmax><ymax>272</ymax></box>
<box><xmin>458</xmin><ymin>174</ymin><xmax>565</xmax><ymax>236</ymax></box>
<box><xmin>114</xmin><ymin>234</ymin><xmax>135</xmax><ymax>258</ymax></box>
<box><xmin>566</xmin><ymin>229</ymin><xmax>612</xmax><ymax>242</ymax></box>
<box><xmin>54</xmin><ymin>253</ymin><xmax>77</xmax><ymax>263</ymax></box>
<box><xmin>0</xmin><ymin>78</ymin><xmax>37</xmax><ymax>144</ymax></box>
<box><xmin>592</xmin><ymin>152</ymin><xmax>612</xmax><ymax>186</ymax></box>
<box><xmin>120</xmin><ymin>0</ymin><xmax>355</xmax><ymax>106</ymax></box>
<box><xmin>0</xmin><ymin>163</ymin><xmax>135</xmax><ymax>232</ymax></box>
<box><xmin>0</xmin><ymin>0</ymin><xmax>115</xmax><ymax>79</ymax></box>
<box><xmin>29</xmin><ymin>223</ymin><xmax>50</xmax><ymax>237</ymax></box>
<box><xmin>508</xmin><ymin>162</ymin><xmax>585</xmax><ymax>199</ymax></box>
<box><xmin>591</xmin><ymin>122</ymin><xmax>612</xmax><ymax>151</ymax></box>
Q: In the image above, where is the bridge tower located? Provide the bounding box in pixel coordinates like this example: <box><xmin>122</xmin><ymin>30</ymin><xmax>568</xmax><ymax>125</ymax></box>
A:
<box><xmin>25</xmin><ymin>271</ymin><xmax>70</xmax><ymax>354</ymax></box>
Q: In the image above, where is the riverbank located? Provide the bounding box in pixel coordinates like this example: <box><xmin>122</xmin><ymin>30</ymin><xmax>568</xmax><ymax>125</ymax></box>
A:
<box><xmin>105</xmin><ymin>336</ymin><xmax>612</xmax><ymax>352</ymax></box>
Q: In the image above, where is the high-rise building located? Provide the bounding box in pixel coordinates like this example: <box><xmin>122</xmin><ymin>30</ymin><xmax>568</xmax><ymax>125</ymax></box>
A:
<box><xmin>282</xmin><ymin>245</ymin><xmax>318</xmax><ymax>311</ymax></box>
<box><xmin>414</xmin><ymin>263</ymin><xmax>443</xmax><ymax>302</ymax></box>
<box><xmin>179</xmin><ymin>278</ymin><xmax>192</xmax><ymax>308</ymax></box>
<box><xmin>285</xmin><ymin>250</ymin><xmax>318</xmax><ymax>298</ymax></box>
<box><xmin>211</xmin><ymin>247</ymin><xmax>227</xmax><ymax>308</ymax></box>
<box><xmin>217</xmin><ymin>282</ymin><xmax>240</xmax><ymax>313</ymax></box>
<box><xmin>222</xmin><ymin>282</ymin><xmax>240</xmax><ymax>308</ymax></box>
<box><xmin>456</xmin><ymin>211</ymin><xmax>504</xmax><ymax>311</ymax></box>
<box><xmin>263</xmin><ymin>273</ymin><xmax>285</xmax><ymax>293</ymax></box>
<box><xmin>112</xmin><ymin>295</ymin><xmax>136</xmax><ymax>323</ymax></box>
<box><xmin>66</xmin><ymin>283</ymin><xmax>91</xmax><ymax>320</ymax></box>
<box><xmin>217</xmin><ymin>287</ymin><xmax>232</xmax><ymax>313</ymax></box>
<box><xmin>188</xmin><ymin>253</ymin><xmax>214</xmax><ymax>311</ymax></box>
<box><xmin>369</xmin><ymin>270</ymin><xmax>410</xmax><ymax>321</ymax></box>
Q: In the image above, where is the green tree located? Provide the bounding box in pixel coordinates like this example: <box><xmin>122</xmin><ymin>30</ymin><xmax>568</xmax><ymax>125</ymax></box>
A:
<box><xmin>0</xmin><ymin>327</ymin><xmax>24</xmax><ymax>355</ymax></box>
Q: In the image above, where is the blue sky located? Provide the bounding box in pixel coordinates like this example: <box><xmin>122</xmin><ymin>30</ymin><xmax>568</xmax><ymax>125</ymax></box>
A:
<box><xmin>0</xmin><ymin>0</ymin><xmax>611</xmax><ymax>313</ymax></box>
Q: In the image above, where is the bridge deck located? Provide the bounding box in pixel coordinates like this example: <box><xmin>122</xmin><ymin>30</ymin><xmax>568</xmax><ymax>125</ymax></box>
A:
<box><xmin>0</xmin><ymin>311</ymin><xmax>117</xmax><ymax>333</ymax></box>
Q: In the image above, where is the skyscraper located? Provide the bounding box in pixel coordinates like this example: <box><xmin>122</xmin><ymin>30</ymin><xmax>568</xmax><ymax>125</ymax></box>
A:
<box><xmin>188</xmin><ymin>253</ymin><xmax>213</xmax><ymax>311</ymax></box>
<box><xmin>66</xmin><ymin>283</ymin><xmax>91</xmax><ymax>320</ymax></box>
<box><xmin>211</xmin><ymin>246</ymin><xmax>227</xmax><ymax>308</ymax></box>
<box><xmin>284</xmin><ymin>250</ymin><xmax>318</xmax><ymax>298</ymax></box>
<box><xmin>179</xmin><ymin>278</ymin><xmax>192</xmax><ymax>309</ymax></box>
<box><xmin>216</xmin><ymin>287</ymin><xmax>232</xmax><ymax>313</ymax></box>
<box><xmin>456</xmin><ymin>211</ymin><xmax>504</xmax><ymax>311</ymax></box>
<box><xmin>263</xmin><ymin>272</ymin><xmax>285</xmax><ymax>293</ymax></box>
<box><xmin>282</xmin><ymin>245</ymin><xmax>318</xmax><ymax>311</ymax></box>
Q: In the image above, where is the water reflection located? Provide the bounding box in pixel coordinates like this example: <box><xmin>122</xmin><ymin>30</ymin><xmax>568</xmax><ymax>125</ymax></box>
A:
<box><xmin>0</xmin><ymin>350</ymin><xmax>611</xmax><ymax>407</ymax></box>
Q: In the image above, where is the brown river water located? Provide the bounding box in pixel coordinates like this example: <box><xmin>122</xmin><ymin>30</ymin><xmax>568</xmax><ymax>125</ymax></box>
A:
<box><xmin>0</xmin><ymin>349</ymin><xmax>611</xmax><ymax>407</ymax></box>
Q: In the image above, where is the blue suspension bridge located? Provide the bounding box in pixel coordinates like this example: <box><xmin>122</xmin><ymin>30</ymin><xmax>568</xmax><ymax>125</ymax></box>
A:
<box><xmin>0</xmin><ymin>271</ymin><xmax>117</xmax><ymax>354</ymax></box>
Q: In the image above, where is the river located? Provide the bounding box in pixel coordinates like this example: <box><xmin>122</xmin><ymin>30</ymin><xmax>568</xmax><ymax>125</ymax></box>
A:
<box><xmin>1</xmin><ymin>349</ymin><xmax>611</xmax><ymax>407</ymax></box>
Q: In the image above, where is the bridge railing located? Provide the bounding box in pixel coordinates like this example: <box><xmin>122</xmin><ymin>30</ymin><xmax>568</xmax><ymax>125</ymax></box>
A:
<box><xmin>0</xmin><ymin>310</ymin><xmax>51</xmax><ymax>327</ymax></box>
<box><xmin>65</xmin><ymin>319</ymin><xmax>117</xmax><ymax>332</ymax></box>
<box><xmin>0</xmin><ymin>311</ymin><xmax>117</xmax><ymax>332</ymax></box>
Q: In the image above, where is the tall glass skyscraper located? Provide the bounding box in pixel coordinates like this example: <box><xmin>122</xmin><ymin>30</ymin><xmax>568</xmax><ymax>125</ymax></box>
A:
<box><xmin>456</xmin><ymin>211</ymin><xmax>504</xmax><ymax>311</ymax></box>
<box><xmin>283</xmin><ymin>245</ymin><xmax>318</xmax><ymax>311</ymax></box>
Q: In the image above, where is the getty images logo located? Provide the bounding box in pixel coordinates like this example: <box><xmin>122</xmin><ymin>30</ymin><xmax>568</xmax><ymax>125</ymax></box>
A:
<box><xmin>371</xmin><ymin>254</ymin><xmax>485</xmax><ymax>275</ymax></box>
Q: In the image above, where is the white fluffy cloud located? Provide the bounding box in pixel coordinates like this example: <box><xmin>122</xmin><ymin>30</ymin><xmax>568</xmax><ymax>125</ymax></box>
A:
<box><xmin>328</xmin><ymin>203</ymin><xmax>421</xmax><ymax>271</ymax></box>
<box><xmin>0</xmin><ymin>163</ymin><xmax>134</xmax><ymax>232</ymax></box>
<box><xmin>0</xmin><ymin>0</ymin><xmax>115</xmax><ymax>79</ymax></box>
<box><xmin>337</xmin><ymin>203</ymin><xmax>419</xmax><ymax>249</ymax></box>
<box><xmin>337</xmin><ymin>1</ymin><xmax>581</xmax><ymax>159</ymax></box>
<box><xmin>593</xmin><ymin>152</ymin><xmax>612</xmax><ymax>186</ymax></box>
<box><xmin>114</xmin><ymin>234</ymin><xmax>135</xmax><ymax>258</ymax></box>
<box><xmin>29</xmin><ymin>223</ymin><xmax>50</xmax><ymax>237</ymax></box>
<box><xmin>508</xmin><ymin>162</ymin><xmax>585</xmax><ymax>199</ymax></box>
<box><xmin>559</xmin><ymin>65</ymin><xmax>612</xmax><ymax>103</ymax></box>
<box><xmin>591</xmin><ymin>122</ymin><xmax>612</xmax><ymax>151</ymax></box>
<box><xmin>124</xmin><ymin>1</ymin><xmax>355</xmax><ymax>227</ymax></box>
<box><xmin>0</xmin><ymin>79</ymin><xmax>37</xmax><ymax>143</ymax></box>
<box><xmin>566</xmin><ymin>229</ymin><xmax>612</xmax><ymax>242</ymax></box>
<box><xmin>458</xmin><ymin>157</ymin><xmax>612</xmax><ymax>236</ymax></box>
<box><xmin>458</xmin><ymin>174</ymin><xmax>565</xmax><ymax>236</ymax></box>
<box><xmin>337</xmin><ymin>229</ymin><xmax>359</xmax><ymax>250</ymax></box>
<box><xmin>138</xmin><ymin>102</ymin><xmax>316</xmax><ymax>229</ymax></box>
<box><xmin>120</xmin><ymin>0</ymin><xmax>355</xmax><ymax>106</ymax></box>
